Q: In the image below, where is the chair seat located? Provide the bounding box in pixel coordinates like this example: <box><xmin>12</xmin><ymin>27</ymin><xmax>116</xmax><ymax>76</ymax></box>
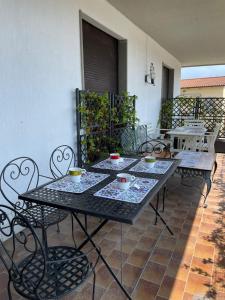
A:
<box><xmin>13</xmin><ymin>246</ymin><xmax>91</xmax><ymax>299</ymax></box>
<box><xmin>21</xmin><ymin>205</ymin><xmax>68</xmax><ymax>228</ymax></box>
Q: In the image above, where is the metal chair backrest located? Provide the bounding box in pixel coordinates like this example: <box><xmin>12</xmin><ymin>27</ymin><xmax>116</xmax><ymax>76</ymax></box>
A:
<box><xmin>137</xmin><ymin>140</ymin><xmax>171</xmax><ymax>158</ymax></box>
<box><xmin>49</xmin><ymin>145</ymin><xmax>76</xmax><ymax>178</ymax></box>
<box><xmin>121</xmin><ymin>127</ymin><xmax>137</xmax><ymax>154</ymax></box>
<box><xmin>135</xmin><ymin>125</ymin><xmax>148</xmax><ymax>148</ymax></box>
<box><xmin>121</xmin><ymin>125</ymin><xmax>148</xmax><ymax>155</ymax></box>
<box><xmin>0</xmin><ymin>157</ymin><xmax>39</xmax><ymax>211</ymax></box>
<box><xmin>0</xmin><ymin>205</ymin><xmax>45</xmax><ymax>298</ymax></box>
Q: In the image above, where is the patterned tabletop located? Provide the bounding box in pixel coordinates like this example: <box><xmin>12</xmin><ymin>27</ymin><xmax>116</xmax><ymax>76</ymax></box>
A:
<box><xmin>94</xmin><ymin>177</ymin><xmax>158</xmax><ymax>204</ymax></box>
<box><xmin>92</xmin><ymin>157</ymin><xmax>137</xmax><ymax>171</ymax></box>
<box><xmin>175</xmin><ymin>151</ymin><xmax>216</xmax><ymax>171</ymax></box>
<box><xmin>129</xmin><ymin>160</ymin><xmax>173</xmax><ymax>175</ymax></box>
<box><xmin>45</xmin><ymin>172</ymin><xmax>109</xmax><ymax>194</ymax></box>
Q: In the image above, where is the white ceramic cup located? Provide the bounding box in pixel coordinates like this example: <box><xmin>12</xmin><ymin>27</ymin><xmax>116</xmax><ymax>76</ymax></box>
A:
<box><xmin>143</xmin><ymin>156</ymin><xmax>156</xmax><ymax>169</ymax></box>
<box><xmin>69</xmin><ymin>167</ymin><xmax>86</xmax><ymax>183</ymax></box>
<box><xmin>116</xmin><ymin>173</ymin><xmax>135</xmax><ymax>190</ymax></box>
<box><xmin>110</xmin><ymin>153</ymin><xmax>121</xmax><ymax>165</ymax></box>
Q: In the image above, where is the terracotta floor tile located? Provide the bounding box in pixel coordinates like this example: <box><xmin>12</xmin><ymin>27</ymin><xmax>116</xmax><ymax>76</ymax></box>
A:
<box><xmin>116</xmin><ymin>238</ymin><xmax>138</xmax><ymax>254</ymax></box>
<box><xmin>216</xmin><ymin>292</ymin><xmax>225</xmax><ymax>300</ymax></box>
<box><xmin>100</xmin><ymin>282</ymin><xmax>128</xmax><ymax>300</ymax></box>
<box><xmin>137</xmin><ymin>235</ymin><xmax>157</xmax><ymax>251</ymax></box>
<box><xmin>161</xmin><ymin>226</ymin><xmax>181</xmax><ymax>238</ymax></box>
<box><xmin>150</xmin><ymin>248</ymin><xmax>172</xmax><ymax>266</ymax></box>
<box><xmin>213</xmin><ymin>271</ymin><xmax>225</xmax><ymax>291</ymax></box>
<box><xmin>158</xmin><ymin>275</ymin><xmax>185</xmax><ymax>300</ymax></box>
<box><xmin>106</xmin><ymin>249</ymin><xmax>128</xmax><ymax>269</ymax></box>
<box><xmin>166</xmin><ymin>258</ymin><xmax>190</xmax><ymax>281</ymax></box>
<box><xmin>172</xmin><ymin>246</ymin><xmax>193</xmax><ymax>265</ymax></box>
<box><xmin>194</xmin><ymin>243</ymin><xmax>214</xmax><ymax>259</ymax></box>
<box><xmin>106</xmin><ymin>228</ymin><xmax>123</xmax><ymax>242</ymax></box>
<box><xmin>66</xmin><ymin>282</ymin><xmax>105</xmax><ymax>300</ymax></box>
<box><xmin>142</xmin><ymin>262</ymin><xmax>166</xmax><ymax>285</ymax></box>
<box><xmin>134</xmin><ymin>218</ymin><xmax>151</xmax><ymax>230</ymax></box>
<box><xmin>146</xmin><ymin>225</ymin><xmax>163</xmax><ymax>239</ymax></box>
<box><xmin>122</xmin><ymin>263</ymin><xmax>142</xmax><ymax>292</ymax></box>
<box><xmin>191</xmin><ymin>256</ymin><xmax>213</xmax><ymax>277</ymax></box>
<box><xmin>157</xmin><ymin>236</ymin><xmax>177</xmax><ymax>251</ymax></box>
<box><xmin>197</xmin><ymin>232</ymin><xmax>215</xmax><ymax>246</ymax></box>
<box><xmin>182</xmin><ymin>224</ymin><xmax>199</xmax><ymax>236</ymax></box>
<box><xmin>183</xmin><ymin>292</ymin><xmax>194</xmax><ymax>300</ymax></box>
<box><xmin>127</xmin><ymin>248</ymin><xmax>150</xmax><ymax>268</ymax></box>
<box><xmin>96</xmin><ymin>264</ymin><xmax>119</xmax><ymax>289</ymax></box>
<box><xmin>99</xmin><ymin>239</ymin><xmax>117</xmax><ymax>256</ymax></box>
<box><xmin>176</xmin><ymin>233</ymin><xmax>196</xmax><ymax>250</ymax></box>
<box><xmin>202</xmin><ymin>213</ymin><xmax>218</xmax><ymax>224</ymax></box>
<box><xmin>133</xmin><ymin>279</ymin><xmax>159</xmax><ymax>300</ymax></box>
<box><xmin>168</xmin><ymin>216</ymin><xmax>184</xmax><ymax>228</ymax></box>
<box><xmin>185</xmin><ymin>273</ymin><xmax>211</xmax><ymax>295</ymax></box>
<box><xmin>126</xmin><ymin>227</ymin><xmax>144</xmax><ymax>241</ymax></box>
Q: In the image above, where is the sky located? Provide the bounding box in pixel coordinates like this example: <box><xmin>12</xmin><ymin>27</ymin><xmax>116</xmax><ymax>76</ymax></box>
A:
<box><xmin>181</xmin><ymin>65</ymin><xmax>225</xmax><ymax>79</ymax></box>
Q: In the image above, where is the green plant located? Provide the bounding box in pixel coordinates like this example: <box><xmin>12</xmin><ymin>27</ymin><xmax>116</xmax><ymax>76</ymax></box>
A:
<box><xmin>158</xmin><ymin>99</ymin><xmax>173</xmax><ymax>129</ymax></box>
<box><xmin>78</xmin><ymin>91</ymin><xmax>138</xmax><ymax>162</ymax></box>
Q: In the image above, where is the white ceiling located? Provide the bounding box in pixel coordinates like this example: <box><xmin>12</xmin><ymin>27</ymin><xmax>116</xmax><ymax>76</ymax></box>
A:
<box><xmin>107</xmin><ymin>0</ymin><xmax>225</xmax><ymax>66</ymax></box>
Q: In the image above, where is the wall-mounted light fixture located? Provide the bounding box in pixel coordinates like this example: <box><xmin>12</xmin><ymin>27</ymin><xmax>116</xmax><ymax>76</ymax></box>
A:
<box><xmin>145</xmin><ymin>62</ymin><xmax>156</xmax><ymax>85</ymax></box>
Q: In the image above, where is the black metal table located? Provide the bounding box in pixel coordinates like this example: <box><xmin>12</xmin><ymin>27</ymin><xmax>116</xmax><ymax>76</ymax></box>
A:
<box><xmin>175</xmin><ymin>151</ymin><xmax>217</xmax><ymax>207</ymax></box>
<box><xmin>19</xmin><ymin>157</ymin><xmax>179</xmax><ymax>299</ymax></box>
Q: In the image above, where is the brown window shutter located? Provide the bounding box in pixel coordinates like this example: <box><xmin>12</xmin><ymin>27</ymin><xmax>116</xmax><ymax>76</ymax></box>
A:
<box><xmin>82</xmin><ymin>20</ymin><xmax>118</xmax><ymax>93</ymax></box>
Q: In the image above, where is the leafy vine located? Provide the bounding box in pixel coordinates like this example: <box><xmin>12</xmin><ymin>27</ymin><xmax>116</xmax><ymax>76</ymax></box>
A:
<box><xmin>78</xmin><ymin>91</ymin><xmax>138</xmax><ymax>162</ymax></box>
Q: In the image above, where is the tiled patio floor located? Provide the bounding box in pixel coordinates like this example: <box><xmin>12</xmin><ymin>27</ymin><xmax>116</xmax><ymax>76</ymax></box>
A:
<box><xmin>0</xmin><ymin>154</ymin><xmax>224</xmax><ymax>300</ymax></box>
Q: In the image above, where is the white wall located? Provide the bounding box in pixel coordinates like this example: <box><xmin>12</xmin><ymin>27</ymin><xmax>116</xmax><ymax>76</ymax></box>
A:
<box><xmin>0</xmin><ymin>0</ymin><xmax>180</xmax><ymax>186</ymax></box>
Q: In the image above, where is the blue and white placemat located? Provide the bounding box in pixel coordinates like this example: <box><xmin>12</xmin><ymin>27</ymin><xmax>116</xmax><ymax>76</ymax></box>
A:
<box><xmin>45</xmin><ymin>172</ymin><xmax>109</xmax><ymax>194</ymax></box>
<box><xmin>92</xmin><ymin>157</ymin><xmax>137</xmax><ymax>171</ymax></box>
<box><xmin>94</xmin><ymin>177</ymin><xmax>158</xmax><ymax>204</ymax></box>
<box><xmin>129</xmin><ymin>160</ymin><xmax>173</xmax><ymax>174</ymax></box>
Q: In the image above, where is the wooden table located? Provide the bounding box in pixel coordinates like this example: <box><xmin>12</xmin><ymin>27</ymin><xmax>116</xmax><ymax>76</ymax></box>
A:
<box><xmin>175</xmin><ymin>151</ymin><xmax>217</xmax><ymax>207</ymax></box>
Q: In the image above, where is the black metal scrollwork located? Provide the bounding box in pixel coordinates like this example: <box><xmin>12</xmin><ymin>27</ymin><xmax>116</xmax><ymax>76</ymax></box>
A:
<box><xmin>0</xmin><ymin>205</ymin><xmax>45</xmax><ymax>299</ymax></box>
<box><xmin>138</xmin><ymin>139</ymin><xmax>171</xmax><ymax>158</ymax></box>
<box><xmin>0</xmin><ymin>157</ymin><xmax>39</xmax><ymax>211</ymax></box>
<box><xmin>50</xmin><ymin>145</ymin><xmax>76</xmax><ymax>178</ymax></box>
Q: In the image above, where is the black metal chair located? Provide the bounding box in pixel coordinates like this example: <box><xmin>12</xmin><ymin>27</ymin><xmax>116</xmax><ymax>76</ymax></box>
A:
<box><xmin>0</xmin><ymin>204</ymin><xmax>100</xmax><ymax>299</ymax></box>
<box><xmin>49</xmin><ymin>145</ymin><xmax>88</xmax><ymax>234</ymax></box>
<box><xmin>49</xmin><ymin>145</ymin><xmax>76</xmax><ymax>179</ymax></box>
<box><xmin>0</xmin><ymin>157</ymin><xmax>68</xmax><ymax>231</ymax></box>
<box><xmin>137</xmin><ymin>139</ymin><xmax>171</xmax><ymax>158</ymax></box>
<box><xmin>137</xmin><ymin>140</ymin><xmax>172</xmax><ymax>224</ymax></box>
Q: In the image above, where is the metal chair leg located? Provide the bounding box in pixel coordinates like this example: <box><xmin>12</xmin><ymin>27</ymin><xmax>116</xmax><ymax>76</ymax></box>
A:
<box><xmin>8</xmin><ymin>279</ymin><xmax>12</xmax><ymax>300</ymax></box>
<box><xmin>154</xmin><ymin>193</ymin><xmax>159</xmax><ymax>225</ymax></box>
<box><xmin>92</xmin><ymin>270</ymin><xmax>96</xmax><ymax>300</ymax></box>
<box><xmin>150</xmin><ymin>203</ymin><xmax>174</xmax><ymax>235</ymax></box>
<box><xmin>84</xmin><ymin>215</ymin><xmax>88</xmax><ymax>231</ymax></box>
<box><xmin>71</xmin><ymin>213</ymin><xmax>77</xmax><ymax>248</ymax></box>
<box><xmin>56</xmin><ymin>222</ymin><xmax>60</xmax><ymax>233</ymax></box>
<box><xmin>161</xmin><ymin>185</ymin><xmax>166</xmax><ymax>212</ymax></box>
